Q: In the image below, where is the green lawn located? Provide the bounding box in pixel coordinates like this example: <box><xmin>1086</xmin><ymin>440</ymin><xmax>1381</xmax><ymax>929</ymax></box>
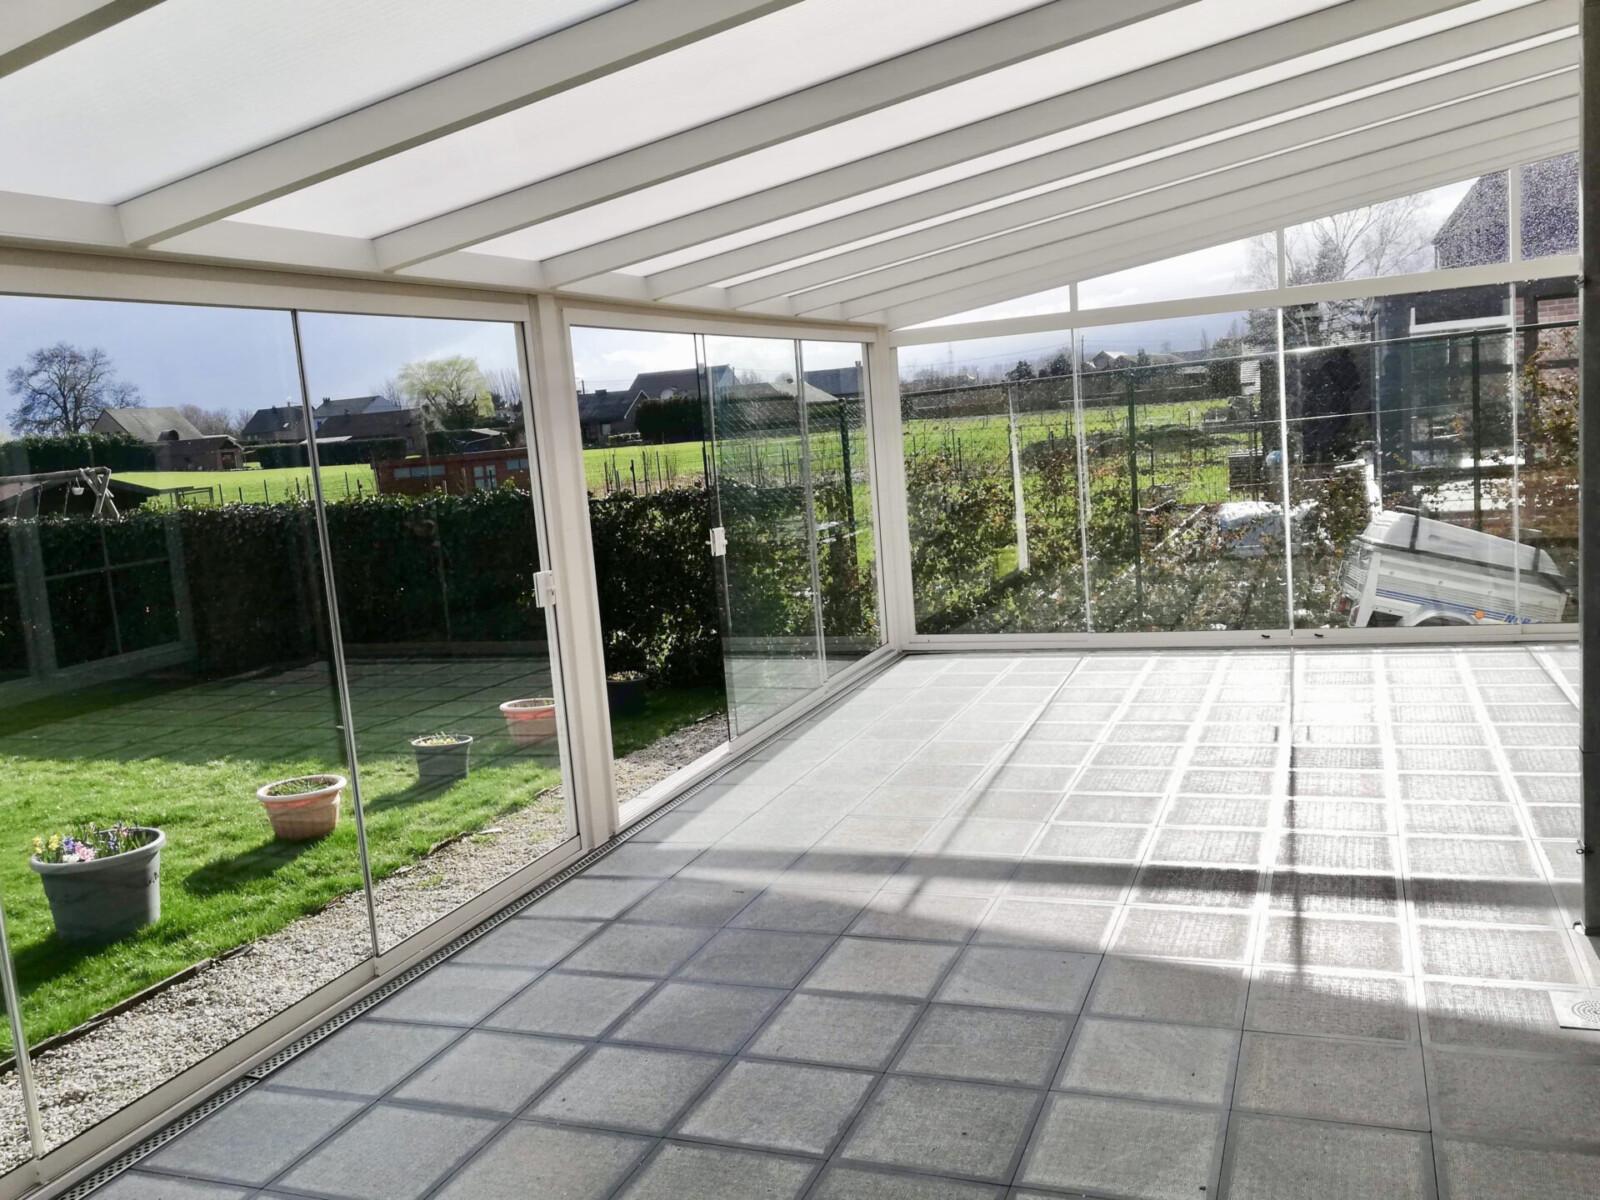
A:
<box><xmin>0</xmin><ymin>662</ymin><xmax>724</xmax><ymax>1051</ymax></box>
<box><xmin>119</xmin><ymin>466</ymin><xmax>377</xmax><ymax>506</ymax></box>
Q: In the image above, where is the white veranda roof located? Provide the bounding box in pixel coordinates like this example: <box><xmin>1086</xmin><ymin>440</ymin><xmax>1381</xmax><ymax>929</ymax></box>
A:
<box><xmin>0</xmin><ymin>0</ymin><xmax>1579</xmax><ymax>328</ymax></box>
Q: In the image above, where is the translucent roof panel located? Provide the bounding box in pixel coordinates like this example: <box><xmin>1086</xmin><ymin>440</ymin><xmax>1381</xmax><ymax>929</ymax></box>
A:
<box><xmin>0</xmin><ymin>0</ymin><xmax>630</xmax><ymax>203</ymax></box>
<box><xmin>239</xmin><ymin>0</ymin><xmax>1060</xmax><ymax>239</ymax></box>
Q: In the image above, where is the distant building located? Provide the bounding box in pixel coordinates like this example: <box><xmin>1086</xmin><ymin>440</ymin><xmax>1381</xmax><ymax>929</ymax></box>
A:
<box><xmin>577</xmin><ymin>388</ymin><xmax>644</xmax><ymax>445</ymax></box>
<box><xmin>316</xmin><ymin>408</ymin><xmax>427</xmax><ymax>454</ymax></box>
<box><xmin>374</xmin><ymin>446</ymin><xmax>531</xmax><ymax>496</ymax></box>
<box><xmin>627</xmin><ymin>365</ymin><xmax>736</xmax><ymax>400</ymax></box>
<box><xmin>311</xmin><ymin>395</ymin><xmax>400</xmax><ymax>428</ymax></box>
<box><xmin>1432</xmin><ymin>155</ymin><xmax>1579</xmax><ymax>268</ymax></box>
<box><xmin>91</xmin><ymin>406</ymin><xmax>204</xmax><ymax>442</ymax></box>
<box><xmin>152</xmin><ymin>432</ymin><xmax>243</xmax><ymax>471</ymax></box>
<box><xmin>239</xmin><ymin>405</ymin><xmax>306</xmax><ymax>445</ymax></box>
<box><xmin>803</xmin><ymin>365</ymin><xmax>862</xmax><ymax>399</ymax></box>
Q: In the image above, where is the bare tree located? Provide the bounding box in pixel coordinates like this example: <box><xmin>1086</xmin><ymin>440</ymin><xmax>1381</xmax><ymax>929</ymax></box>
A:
<box><xmin>6</xmin><ymin>343</ymin><xmax>141</xmax><ymax>434</ymax></box>
<box><xmin>177</xmin><ymin>404</ymin><xmax>241</xmax><ymax>436</ymax></box>
<box><xmin>488</xmin><ymin>366</ymin><xmax>523</xmax><ymax>414</ymax></box>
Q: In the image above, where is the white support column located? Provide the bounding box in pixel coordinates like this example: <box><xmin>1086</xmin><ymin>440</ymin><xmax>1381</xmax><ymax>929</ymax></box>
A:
<box><xmin>523</xmin><ymin>294</ymin><xmax>617</xmax><ymax>845</ymax></box>
<box><xmin>867</xmin><ymin>331</ymin><xmax>917</xmax><ymax>650</ymax></box>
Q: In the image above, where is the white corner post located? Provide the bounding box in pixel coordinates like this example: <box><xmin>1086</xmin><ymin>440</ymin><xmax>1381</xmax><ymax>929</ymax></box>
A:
<box><xmin>867</xmin><ymin>330</ymin><xmax>918</xmax><ymax>649</ymax></box>
<box><xmin>524</xmin><ymin>294</ymin><xmax>618</xmax><ymax>846</ymax></box>
<box><xmin>1578</xmin><ymin>0</ymin><xmax>1599</xmax><ymax>932</ymax></box>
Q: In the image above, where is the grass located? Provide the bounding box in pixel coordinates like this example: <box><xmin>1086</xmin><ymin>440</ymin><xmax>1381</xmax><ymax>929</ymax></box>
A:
<box><xmin>609</xmin><ymin>685</ymin><xmax>726</xmax><ymax>759</ymax></box>
<box><xmin>119</xmin><ymin>466</ymin><xmax>376</xmax><ymax>506</ymax></box>
<box><xmin>0</xmin><ymin>661</ymin><xmax>725</xmax><ymax>1051</ymax></box>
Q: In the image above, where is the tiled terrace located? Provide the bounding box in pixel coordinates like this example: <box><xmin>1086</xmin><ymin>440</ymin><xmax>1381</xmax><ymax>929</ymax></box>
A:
<box><xmin>91</xmin><ymin>646</ymin><xmax>1597</xmax><ymax>1200</ymax></box>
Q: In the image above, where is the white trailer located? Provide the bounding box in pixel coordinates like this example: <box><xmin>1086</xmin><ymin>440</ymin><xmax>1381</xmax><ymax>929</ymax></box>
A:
<box><xmin>1336</xmin><ymin>511</ymin><xmax>1568</xmax><ymax>627</ymax></box>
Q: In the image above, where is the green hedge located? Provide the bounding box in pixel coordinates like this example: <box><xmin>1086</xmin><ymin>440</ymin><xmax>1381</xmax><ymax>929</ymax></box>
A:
<box><xmin>247</xmin><ymin>438</ymin><xmax>406</xmax><ymax>468</ymax></box>
<box><xmin>0</xmin><ymin>433</ymin><xmax>155</xmax><ymax>475</ymax></box>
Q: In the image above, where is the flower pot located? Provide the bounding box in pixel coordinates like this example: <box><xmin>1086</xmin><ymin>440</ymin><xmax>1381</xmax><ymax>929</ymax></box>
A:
<box><xmin>606</xmin><ymin>672</ymin><xmax>648</xmax><ymax>719</ymax></box>
<box><xmin>256</xmin><ymin>775</ymin><xmax>345</xmax><ymax>840</ymax></box>
<box><xmin>31</xmin><ymin>828</ymin><xmax>164</xmax><ymax>944</ymax></box>
<box><xmin>501</xmin><ymin>698</ymin><xmax>557</xmax><ymax>746</ymax></box>
<box><xmin>412</xmin><ymin>735</ymin><xmax>472</xmax><ymax>782</ymax></box>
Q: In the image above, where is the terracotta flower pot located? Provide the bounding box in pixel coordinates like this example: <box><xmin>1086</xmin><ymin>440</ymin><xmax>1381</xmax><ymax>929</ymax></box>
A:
<box><xmin>256</xmin><ymin>775</ymin><xmax>345</xmax><ymax>840</ymax></box>
<box><xmin>411</xmin><ymin>734</ymin><xmax>472</xmax><ymax>782</ymax></box>
<box><xmin>30</xmin><ymin>828</ymin><xmax>164</xmax><ymax>944</ymax></box>
<box><xmin>500</xmin><ymin>698</ymin><xmax>557</xmax><ymax>746</ymax></box>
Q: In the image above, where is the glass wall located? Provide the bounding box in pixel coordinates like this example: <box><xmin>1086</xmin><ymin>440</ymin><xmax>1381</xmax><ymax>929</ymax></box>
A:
<box><xmin>901</xmin><ymin>277</ymin><xmax>1577</xmax><ymax>635</ymax></box>
<box><xmin>0</xmin><ymin>294</ymin><xmax>574</xmax><ymax>1172</ymax></box>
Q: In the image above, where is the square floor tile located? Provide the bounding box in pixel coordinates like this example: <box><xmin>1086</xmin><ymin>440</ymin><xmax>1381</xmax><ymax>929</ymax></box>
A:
<box><xmin>377</xmin><ymin>964</ymin><xmax>542</xmax><ymax>1025</ymax></box>
<box><xmin>585</xmin><ymin>842</ymin><xmax>704</xmax><ymax>878</ymax></box>
<box><xmin>452</xmin><ymin>917</ymin><xmax>602</xmax><ymax>968</ymax></box>
<box><xmin>895</xmin><ymin>1005</ymin><xmax>1070</xmax><ymax>1087</ymax></box>
<box><xmin>1134</xmin><ymin>865</ymin><xmax>1259</xmax><ymax>911</ymax></box>
<box><xmin>88</xmin><ymin>1175</ymin><xmax>250</xmax><ymax>1200</ymax></box>
<box><xmin>1005</xmin><ymin>860</ymin><xmax>1135</xmax><ymax>905</ymax></box>
<box><xmin>144</xmin><ymin>1089</ymin><xmax>364</xmax><ymax>1185</ymax></box>
<box><xmin>530</xmin><ymin>1045</ymin><xmax>724</xmax><ymax>1133</ymax></box>
<box><xmin>1019</xmin><ymin>1093</ymin><xmax>1221</xmax><ymax>1200</ymax></box>
<box><xmin>677</xmin><ymin>1060</ymin><xmax>874</xmax><ymax>1155</ymax></box>
<box><xmin>1422</xmin><ymin>981</ymin><xmax>1592</xmax><ymax>1055</ymax></box>
<box><xmin>1430</xmin><ymin>1050</ymin><xmax>1600</xmax><ymax>1143</ymax></box>
<box><xmin>611</xmin><ymin>981</ymin><xmax>785</xmax><ymax>1053</ymax></box>
<box><xmin>1244</xmin><ymin>970</ymin><xmax>1415</xmax><ymax>1041</ymax></box>
<box><xmin>1234</xmin><ymin>1032</ymin><xmax>1428</xmax><ymax>1129</ymax></box>
<box><xmin>1275</xmin><ymin>833</ymin><xmax>1394</xmax><ymax>872</ymax></box>
<box><xmin>526</xmin><ymin>876</ymin><xmax>659</xmax><ymax>920</ymax></box>
<box><xmin>847</xmin><ymin>893</ymin><xmax>990</xmax><ymax>943</ymax></box>
<box><xmin>747</xmin><ymin>993</ymin><xmax>920</xmax><ymax>1070</ymax></box>
<box><xmin>1149</xmin><ymin>829</ymin><xmax>1262</xmax><ymax>866</ymax></box>
<box><xmin>1220</xmin><ymin>1112</ymin><xmax>1432</xmax><ymax>1200</ymax></box>
<box><xmin>677</xmin><ymin>928</ymin><xmax>835</xmax><ymax>987</ymax></box>
<box><xmin>728</xmin><ymin>886</ymin><xmax>873</xmax><ymax>934</ymax></box>
<box><xmin>560</xmin><ymin>922</ymin><xmax>713</xmax><ymax>977</ymax></box>
<box><xmin>1059</xmin><ymin>1017</ymin><xmax>1235</xmax><ymax>1105</ymax></box>
<box><xmin>269</xmin><ymin>1020</ymin><xmax>456</xmax><ymax>1097</ymax></box>
<box><xmin>1032</xmin><ymin>824</ymin><xmax>1149</xmax><ymax>861</ymax></box>
<box><xmin>616</xmin><ymin>1143</ymin><xmax>815</xmax><ymax>1200</ymax></box>
<box><xmin>484</xmin><ymin>971</ymin><xmax>654</xmax><ymax>1037</ymax></box>
<box><xmin>842</xmin><ymin>1075</ymin><xmax>1040</xmax><ymax>1183</ymax></box>
<box><xmin>430</xmin><ymin>1124</ymin><xmax>651</xmax><ymax>1200</ymax></box>
<box><xmin>1112</xmin><ymin>908</ymin><xmax>1253</xmax><ymax>963</ymax></box>
<box><xmin>1268</xmin><ymin>870</ymin><xmax>1400</xmax><ymax>917</ymax></box>
<box><xmin>803</xmin><ymin>938</ymin><xmax>959</xmax><ymax>999</ymax></box>
<box><xmin>1435</xmin><ymin>1137</ymin><xmax>1600</xmax><ymax>1200</ymax></box>
<box><xmin>1417</xmin><ymin>924</ymin><xmax>1578</xmax><ymax>984</ymax></box>
<box><xmin>624</xmin><ymin>879</ymin><xmax>760</xmax><ymax>925</ymax></box>
<box><xmin>974</xmin><ymin>898</ymin><xmax>1114</xmax><ymax>951</ymax></box>
<box><xmin>1405</xmin><ymin>837</ymin><xmax>1540</xmax><ymax>879</ymax></box>
<box><xmin>1054</xmin><ymin>793</ymin><xmax>1165</xmax><ymax>824</ymax></box>
<box><xmin>808</xmin><ymin>1163</ymin><xmax>1004</xmax><ymax>1199</ymax></box>
<box><xmin>936</xmin><ymin>946</ymin><xmax>1097</xmax><ymax>1013</ymax></box>
<box><xmin>277</xmin><ymin>1103</ymin><xmax>498</xmax><ymax>1200</ymax></box>
<box><xmin>1261</xmin><ymin>915</ymin><xmax>1404</xmax><ymax>973</ymax></box>
<box><xmin>391</xmin><ymin>1031</ymin><xmax>582</xmax><ymax>1114</ymax></box>
<box><xmin>1087</xmin><ymin>957</ymin><xmax>1246</xmax><ymax>1027</ymax></box>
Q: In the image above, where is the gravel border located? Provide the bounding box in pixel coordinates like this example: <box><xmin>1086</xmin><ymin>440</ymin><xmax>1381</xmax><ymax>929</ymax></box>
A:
<box><xmin>0</xmin><ymin>714</ymin><xmax>728</xmax><ymax>1169</ymax></box>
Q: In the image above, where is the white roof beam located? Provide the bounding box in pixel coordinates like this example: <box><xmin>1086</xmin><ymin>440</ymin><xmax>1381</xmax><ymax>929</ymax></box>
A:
<box><xmin>721</xmin><ymin>44</ymin><xmax>1575</xmax><ymax>307</ymax></box>
<box><xmin>652</xmin><ymin>10</ymin><xmax>1576</xmax><ymax>300</ymax></box>
<box><xmin>0</xmin><ymin>0</ymin><xmax>162</xmax><ymax>79</ymax></box>
<box><xmin>370</xmin><ymin>0</ymin><xmax>1207</xmax><ymax>272</ymax></box>
<box><xmin>117</xmin><ymin>0</ymin><xmax>807</xmax><ymax>247</ymax></box>
<box><xmin>868</xmin><ymin>122</ymin><xmax>1573</xmax><ymax>328</ymax></box>
<box><xmin>787</xmin><ymin>77</ymin><xmax>1575</xmax><ymax>315</ymax></box>
<box><xmin>543</xmin><ymin>0</ymin><xmax>1538</xmax><ymax>288</ymax></box>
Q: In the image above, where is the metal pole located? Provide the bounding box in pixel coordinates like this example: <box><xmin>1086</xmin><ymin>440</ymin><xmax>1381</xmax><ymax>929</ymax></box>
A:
<box><xmin>1071</xmin><ymin>325</ymin><xmax>1095</xmax><ymax>631</ymax></box>
<box><xmin>1471</xmin><ymin>334</ymin><xmax>1483</xmax><ymax>532</ymax></box>
<box><xmin>1580</xmin><ymin>0</ymin><xmax>1600</xmax><ymax>932</ymax></box>
<box><xmin>0</xmin><ymin>889</ymin><xmax>46</xmax><ymax>1163</ymax></box>
<box><xmin>1006</xmin><ymin>381</ymin><xmax>1030</xmax><ymax>573</ymax></box>
<box><xmin>290</xmin><ymin>312</ymin><xmax>383</xmax><ymax>964</ymax></box>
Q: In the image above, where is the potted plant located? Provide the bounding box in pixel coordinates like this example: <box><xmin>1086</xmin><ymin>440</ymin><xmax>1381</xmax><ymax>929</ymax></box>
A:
<box><xmin>256</xmin><ymin>774</ymin><xmax>346</xmax><ymax>840</ymax></box>
<box><xmin>411</xmin><ymin>732</ymin><xmax>473</xmax><ymax>782</ymax></box>
<box><xmin>30</xmin><ymin>821</ymin><xmax>164</xmax><ymax>944</ymax></box>
<box><xmin>606</xmin><ymin>670</ymin><xmax>648</xmax><ymax>718</ymax></box>
<box><xmin>500</xmin><ymin>697</ymin><xmax>557</xmax><ymax>745</ymax></box>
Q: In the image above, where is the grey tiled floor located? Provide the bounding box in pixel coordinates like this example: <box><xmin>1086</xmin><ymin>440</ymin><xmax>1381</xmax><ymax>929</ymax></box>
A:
<box><xmin>96</xmin><ymin>646</ymin><xmax>1600</xmax><ymax>1200</ymax></box>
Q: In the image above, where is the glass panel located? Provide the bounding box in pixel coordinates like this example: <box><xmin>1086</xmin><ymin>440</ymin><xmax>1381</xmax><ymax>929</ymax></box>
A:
<box><xmin>1080</xmin><ymin>313</ymin><xmax>1286</xmax><ymax>631</ymax></box>
<box><xmin>296</xmin><ymin>312</ymin><xmax>574</xmax><ymax>952</ymax></box>
<box><xmin>702</xmin><ymin>333</ymin><xmax>823</xmax><ymax>735</ymax></box>
<box><xmin>1077</xmin><ymin>235</ymin><xmax>1264</xmax><ymax>309</ymax></box>
<box><xmin>0</xmin><ymin>295</ymin><xmax>364</xmax><ymax>1152</ymax></box>
<box><xmin>568</xmin><ymin>325</ymin><xmax>729</xmax><ymax>803</ymax></box>
<box><xmin>0</xmin><ymin>905</ymin><xmax>32</xmax><ymax>1177</ymax></box>
<box><xmin>1513</xmin><ymin>276</ymin><xmax>1579</xmax><ymax>614</ymax></box>
<box><xmin>1520</xmin><ymin>153</ymin><xmax>1579</xmax><ymax>260</ymax></box>
<box><xmin>1282</xmin><ymin>283</ymin><xmax>1572</xmax><ymax>629</ymax></box>
<box><xmin>898</xmin><ymin>332</ymin><xmax>1088</xmax><ymax>633</ymax></box>
<box><xmin>799</xmin><ymin>341</ymin><xmax>880</xmax><ymax>675</ymax></box>
<box><xmin>1282</xmin><ymin>173</ymin><xmax>1508</xmax><ymax>282</ymax></box>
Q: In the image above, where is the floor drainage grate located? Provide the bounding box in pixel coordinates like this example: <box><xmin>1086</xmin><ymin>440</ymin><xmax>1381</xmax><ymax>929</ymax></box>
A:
<box><xmin>1551</xmin><ymin>992</ymin><xmax>1600</xmax><ymax>1031</ymax></box>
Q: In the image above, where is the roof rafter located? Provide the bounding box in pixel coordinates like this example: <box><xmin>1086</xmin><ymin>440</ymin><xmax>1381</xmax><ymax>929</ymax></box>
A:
<box><xmin>542</xmin><ymin>0</ymin><xmax>1526</xmax><ymax>288</ymax></box>
<box><xmin>724</xmin><ymin>43</ymin><xmax>1575</xmax><ymax>308</ymax></box>
<box><xmin>0</xmin><ymin>0</ymin><xmax>162</xmax><ymax>79</ymax></box>
<box><xmin>865</xmin><ymin>123</ymin><xmax>1574</xmax><ymax>328</ymax></box>
<box><xmin>117</xmin><ymin>0</ymin><xmax>807</xmax><ymax>247</ymax></box>
<box><xmin>784</xmin><ymin>77</ymin><xmax>1576</xmax><ymax>316</ymax></box>
<box><xmin>646</xmin><ymin>6</ymin><xmax>1575</xmax><ymax>300</ymax></box>
<box><xmin>370</xmin><ymin>0</ymin><xmax>1207</xmax><ymax>272</ymax></box>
